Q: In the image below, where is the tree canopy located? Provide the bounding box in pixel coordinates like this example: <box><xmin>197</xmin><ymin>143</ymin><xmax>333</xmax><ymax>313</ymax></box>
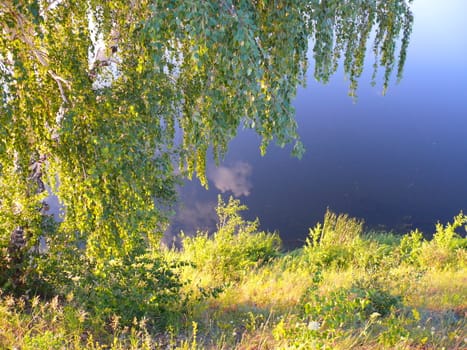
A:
<box><xmin>0</xmin><ymin>0</ymin><xmax>413</xmax><ymax>270</ymax></box>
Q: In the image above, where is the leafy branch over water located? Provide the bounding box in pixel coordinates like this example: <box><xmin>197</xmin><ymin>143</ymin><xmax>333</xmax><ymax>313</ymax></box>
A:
<box><xmin>1</xmin><ymin>0</ymin><xmax>413</xmax><ymax>305</ymax></box>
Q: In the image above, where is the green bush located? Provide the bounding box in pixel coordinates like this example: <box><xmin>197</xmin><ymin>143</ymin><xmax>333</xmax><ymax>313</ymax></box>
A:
<box><xmin>180</xmin><ymin>196</ymin><xmax>281</xmax><ymax>284</ymax></box>
<box><xmin>32</xmin><ymin>241</ymin><xmax>183</xmax><ymax>329</ymax></box>
<box><xmin>74</xmin><ymin>253</ymin><xmax>183</xmax><ymax>328</ymax></box>
<box><xmin>303</xmin><ymin>280</ymin><xmax>400</xmax><ymax>333</ymax></box>
<box><xmin>305</xmin><ymin>244</ymin><xmax>353</xmax><ymax>269</ymax></box>
<box><xmin>304</xmin><ymin>209</ymin><xmax>364</xmax><ymax>269</ymax></box>
<box><xmin>432</xmin><ymin>212</ymin><xmax>466</xmax><ymax>249</ymax></box>
<box><xmin>350</xmin><ymin>278</ymin><xmax>401</xmax><ymax>318</ymax></box>
<box><xmin>306</xmin><ymin>209</ymin><xmax>364</xmax><ymax>248</ymax></box>
<box><xmin>398</xmin><ymin>229</ymin><xmax>424</xmax><ymax>266</ymax></box>
<box><xmin>418</xmin><ymin>212</ymin><xmax>467</xmax><ymax>270</ymax></box>
<box><xmin>353</xmin><ymin>239</ymin><xmax>396</xmax><ymax>271</ymax></box>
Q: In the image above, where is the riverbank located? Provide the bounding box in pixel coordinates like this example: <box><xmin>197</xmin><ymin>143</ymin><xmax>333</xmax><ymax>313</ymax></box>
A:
<box><xmin>1</xmin><ymin>203</ymin><xmax>465</xmax><ymax>349</ymax></box>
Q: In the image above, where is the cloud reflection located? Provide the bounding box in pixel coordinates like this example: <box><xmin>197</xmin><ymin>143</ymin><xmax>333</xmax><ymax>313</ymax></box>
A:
<box><xmin>163</xmin><ymin>200</ymin><xmax>217</xmax><ymax>247</ymax></box>
<box><xmin>208</xmin><ymin>161</ymin><xmax>253</xmax><ymax>197</ymax></box>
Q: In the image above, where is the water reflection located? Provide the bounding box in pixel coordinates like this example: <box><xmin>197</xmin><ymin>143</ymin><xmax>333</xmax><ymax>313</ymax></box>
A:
<box><xmin>170</xmin><ymin>1</ymin><xmax>467</xmax><ymax>248</ymax></box>
<box><xmin>164</xmin><ymin>197</ymin><xmax>217</xmax><ymax>247</ymax></box>
<box><xmin>208</xmin><ymin>162</ymin><xmax>253</xmax><ymax>197</ymax></box>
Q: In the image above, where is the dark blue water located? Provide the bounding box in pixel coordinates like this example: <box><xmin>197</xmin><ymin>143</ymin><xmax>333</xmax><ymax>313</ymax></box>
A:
<box><xmin>169</xmin><ymin>0</ymin><xmax>467</xmax><ymax>248</ymax></box>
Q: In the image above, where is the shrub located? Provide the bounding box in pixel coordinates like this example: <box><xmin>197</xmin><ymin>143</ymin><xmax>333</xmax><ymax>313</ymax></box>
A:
<box><xmin>32</xmin><ymin>242</ymin><xmax>183</xmax><ymax>329</ymax></box>
<box><xmin>418</xmin><ymin>212</ymin><xmax>467</xmax><ymax>270</ymax></box>
<box><xmin>398</xmin><ymin>229</ymin><xmax>424</xmax><ymax>266</ymax></box>
<box><xmin>353</xmin><ymin>239</ymin><xmax>396</xmax><ymax>271</ymax></box>
<box><xmin>73</xmin><ymin>252</ymin><xmax>183</xmax><ymax>328</ymax></box>
<box><xmin>180</xmin><ymin>196</ymin><xmax>281</xmax><ymax>284</ymax></box>
<box><xmin>306</xmin><ymin>209</ymin><xmax>364</xmax><ymax>248</ymax></box>
<box><xmin>432</xmin><ymin>212</ymin><xmax>466</xmax><ymax>249</ymax></box>
<box><xmin>304</xmin><ymin>209</ymin><xmax>364</xmax><ymax>269</ymax></box>
<box><xmin>305</xmin><ymin>244</ymin><xmax>353</xmax><ymax>269</ymax></box>
<box><xmin>350</xmin><ymin>277</ymin><xmax>401</xmax><ymax>318</ymax></box>
<box><xmin>303</xmin><ymin>279</ymin><xmax>400</xmax><ymax>331</ymax></box>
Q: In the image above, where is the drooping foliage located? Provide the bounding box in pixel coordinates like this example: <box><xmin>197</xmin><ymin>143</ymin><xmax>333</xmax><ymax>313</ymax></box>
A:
<box><xmin>0</xmin><ymin>1</ymin><xmax>413</xmax><ymax>280</ymax></box>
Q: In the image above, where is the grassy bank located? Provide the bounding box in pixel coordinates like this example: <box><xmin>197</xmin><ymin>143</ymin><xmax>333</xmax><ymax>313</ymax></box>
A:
<box><xmin>1</xmin><ymin>198</ymin><xmax>466</xmax><ymax>349</ymax></box>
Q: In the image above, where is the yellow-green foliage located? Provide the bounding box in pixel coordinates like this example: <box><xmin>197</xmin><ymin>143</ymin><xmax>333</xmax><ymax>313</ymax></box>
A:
<box><xmin>179</xmin><ymin>196</ymin><xmax>281</xmax><ymax>285</ymax></box>
<box><xmin>304</xmin><ymin>209</ymin><xmax>367</xmax><ymax>269</ymax></box>
<box><xmin>306</xmin><ymin>209</ymin><xmax>364</xmax><ymax>248</ymax></box>
<box><xmin>399</xmin><ymin>229</ymin><xmax>424</xmax><ymax>265</ymax></box>
<box><xmin>418</xmin><ymin>212</ymin><xmax>467</xmax><ymax>269</ymax></box>
<box><xmin>1</xmin><ymin>206</ymin><xmax>466</xmax><ymax>350</ymax></box>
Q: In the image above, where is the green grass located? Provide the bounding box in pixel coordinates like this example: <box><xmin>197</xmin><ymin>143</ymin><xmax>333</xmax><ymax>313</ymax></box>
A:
<box><xmin>1</xmin><ymin>201</ymin><xmax>466</xmax><ymax>349</ymax></box>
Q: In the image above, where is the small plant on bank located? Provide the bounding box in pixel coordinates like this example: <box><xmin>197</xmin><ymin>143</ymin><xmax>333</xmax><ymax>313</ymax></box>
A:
<box><xmin>306</xmin><ymin>209</ymin><xmax>364</xmax><ymax>248</ymax></box>
<box><xmin>418</xmin><ymin>212</ymin><xmax>467</xmax><ymax>269</ymax></box>
<box><xmin>304</xmin><ymin>209</ymin><xmax>364</xmax><ymax>269</ymax></box>
<box><xmin>398</xmin><ymin>229</ymin><xmax>424</xmax><ymax>266</ymax></box>
<box><xmin>180</xmin><ymin>196</ymin><xmax>281</xmax><ymax>285</ymax></box>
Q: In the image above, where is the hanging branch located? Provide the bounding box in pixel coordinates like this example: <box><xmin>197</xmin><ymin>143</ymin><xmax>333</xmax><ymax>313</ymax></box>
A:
<box><xmin>1</xmin><ymin>1</ymin><xmax>72</xmax><ymax>103</ymax></box>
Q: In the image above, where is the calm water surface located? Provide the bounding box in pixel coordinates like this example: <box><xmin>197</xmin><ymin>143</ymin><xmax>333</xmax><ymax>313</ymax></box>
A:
<box><xmin>170</xmin><ymin>0</ymin><xmax>467</xmax><ymax>248</ymax></box>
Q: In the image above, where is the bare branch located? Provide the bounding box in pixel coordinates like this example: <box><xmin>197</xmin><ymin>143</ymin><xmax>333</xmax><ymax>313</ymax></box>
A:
<box><xmin>48</xmin><ymin>70</ymin><xmax>71</xmax><ymax>103</ymax></box>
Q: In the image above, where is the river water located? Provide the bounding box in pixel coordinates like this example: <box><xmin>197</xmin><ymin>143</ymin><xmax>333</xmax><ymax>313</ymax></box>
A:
<box><xmin>168</xmin><ymin>0</ymin><xmax>467</xmax><ymax>248</ymax></box>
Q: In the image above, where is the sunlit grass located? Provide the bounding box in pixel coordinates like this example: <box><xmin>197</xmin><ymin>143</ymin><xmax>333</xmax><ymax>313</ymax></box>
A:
<box><xmin>1</xmin><ymin>206</ymin><xmax>466</xmax><ymax>349</ymax></box>
<box><xmin>217</xmin><ymin>255</ymin><xmax>311</xmax><ymax>311</ymax></box>
<box><xmin>405</xmin><ymin>269</ymin><xmax>467</xmax><ymax>311</ymax></box>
